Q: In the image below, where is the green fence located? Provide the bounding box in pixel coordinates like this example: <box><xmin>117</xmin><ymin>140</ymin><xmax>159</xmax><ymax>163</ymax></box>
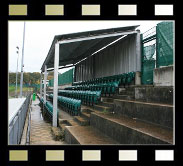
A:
<box><xmin>9</xmin><ymin>83</ymin><xmax>40</xmax><ymax>88</ymax></box>
<box><xmin>141</xmin><ymin>21</ymin><xmax>174</xmax><ymax>84</ymax></box>
<box><xmin>156</xmin><ymin>22</ymin><xmax>174</xmax><ymax>68</ymax></box>
<box><xmin>49</xmin><ymin>79</ymin><xmax>54</xmax><ymax>87</ymax></box>
<box><xmin>141</xmin><ymin>26</ymin><xmax>156</xmax><ymax>84</ymax></box>
<box><xmin>49</xmin><ymin>68</ymin><xmax>74</xmax><ymax>87</ymax></box>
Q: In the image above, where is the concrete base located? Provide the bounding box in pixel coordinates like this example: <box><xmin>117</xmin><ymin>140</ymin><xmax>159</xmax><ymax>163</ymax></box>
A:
<box><xmin>135</xmin><ymin>71</ymin><xmax>141</xmax><ymax>85</ymax></box>
<box><xmin>154</xmin><ymin>65</ymin><xmax>174</xmax><ymax>86</ymax></box>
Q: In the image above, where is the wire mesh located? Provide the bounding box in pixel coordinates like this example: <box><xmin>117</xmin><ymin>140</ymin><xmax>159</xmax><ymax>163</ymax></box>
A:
<box><xmin>141</xmin><ymin>26</ymin><xmax>156</xmax><ymax>84</ymax></box>
<box><xmin>156</xmin><ymin>22</ymin><xmax>174</xmax><ymax>68</ymax></box>
<box><xmin>143</xmin><ymin>26</ymin><xmax>156</xmax><ymax>40</ymax></box>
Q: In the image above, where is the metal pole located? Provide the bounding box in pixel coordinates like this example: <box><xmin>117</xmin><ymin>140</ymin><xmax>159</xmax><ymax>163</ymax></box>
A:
<box><xmin>136</xmin><ymin>30</ymin><xmax>141</xmax><ymax>72</ymax></box>
<box><xmin>40</xmin><ymin>72</ymin><xmax>42</xmax><ymax>98</ymax></box>
<box><xmin>53</xmin><ymin>42</ymin><xmax>59</xmax><ymax>127</ymax></box>
<box><xmin>15</xmin><ymin>47</ymin><xmax>19</xmax><ymax>97</ymax></box>
<box><xmin>44</xmin><ymin>66</ymin><xmax>47</xmax><ymax>103</ymax></box>
<box><xmin>20</xmin><ymin>22</ymin><xmax>26</xmax><ymax>98</ymax></box>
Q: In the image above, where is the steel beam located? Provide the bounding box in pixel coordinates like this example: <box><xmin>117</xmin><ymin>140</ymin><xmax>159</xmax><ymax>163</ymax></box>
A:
<box><xmin>58</xmin><ymin>30</ymin><xmax>137</xmax><ymax>45</ymax></box>
<box><xmin>52</xmin><ymin>42</ymin><xmax>59</xmax><ymax>127</ymax></box>
<box><xmin>42</xmin><ymin>30</ymin><xmax>138</xmax><ymax>72</ymax></box>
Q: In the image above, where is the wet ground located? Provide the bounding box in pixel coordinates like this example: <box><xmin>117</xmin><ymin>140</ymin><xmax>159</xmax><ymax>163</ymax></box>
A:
<box><xmin>30</xmin><ymin>98</ymin><xmax>65</xmax><ymax>145</ymax></box>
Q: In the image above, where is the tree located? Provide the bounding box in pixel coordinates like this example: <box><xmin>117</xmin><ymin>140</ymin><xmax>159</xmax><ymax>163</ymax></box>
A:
<box><xmin>9</xmin><ymin>72</ymin><xmax>41</xmax><ymax>85</ymax></box>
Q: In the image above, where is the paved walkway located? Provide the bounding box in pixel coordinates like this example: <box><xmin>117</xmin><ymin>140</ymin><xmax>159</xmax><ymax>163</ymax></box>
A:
<box><xmin>30</xmin><ymin>98</ymin><xmax>64</xmax><ymax>145</ymax></box>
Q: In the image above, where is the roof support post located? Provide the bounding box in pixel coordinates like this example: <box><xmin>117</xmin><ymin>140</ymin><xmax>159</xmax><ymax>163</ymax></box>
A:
<box><xmin>40</xmin><ymin>72</ymin><xmax>42</xmax><ymax>98</ymax></box>
<box><xmin>136</xmin><ymin>30</ymin><xmax>141</xmax><ymax>72</ymax></box>
<box><xmin>44</xmin><ymin>65</ymin><xmax>47</xmax><ymax>103</ymax></box>
<box><xmin>53</xmin><ymin>42</ymin><xmax>59</xmax><ymax>127</ymax></box>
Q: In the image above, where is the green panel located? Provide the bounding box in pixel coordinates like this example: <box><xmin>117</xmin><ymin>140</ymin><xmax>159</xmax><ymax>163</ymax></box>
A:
<box><xmin>58</xmin><ymin>68</ymin><xmax>73</xmax><ymax>85</ymax></box>
<box><xmin>156</xmin><ymin>22</ymin><xmax>174</xmax><ymax>68</ymax></box>
<box><xmin>141</xmin><ymin>59</ymin><xmax>155</xmax><ymax>84</ymax></box>
<box><xmin>141</xmin><ymin>33</ymin><xmax>156</xmax><ymax>85</ymax></box>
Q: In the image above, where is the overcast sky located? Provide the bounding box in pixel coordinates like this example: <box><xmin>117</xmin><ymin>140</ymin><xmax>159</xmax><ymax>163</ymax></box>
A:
<box><xmin>8</xmin><ymin>20</ymin><xmax>162</xmax><ymax>74</ymax></box>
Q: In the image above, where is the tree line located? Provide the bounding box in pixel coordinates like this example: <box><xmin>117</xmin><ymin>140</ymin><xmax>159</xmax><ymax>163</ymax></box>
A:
<box><xmin>9</xmin><ymin>72</ymin><xmax>54</xmax><ymax>85</ymax></box>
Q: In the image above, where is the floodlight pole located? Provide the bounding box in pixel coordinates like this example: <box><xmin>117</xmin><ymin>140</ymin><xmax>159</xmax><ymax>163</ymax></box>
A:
<box><xmin>15</xmin><ymin>47</ymin><xmax>19</xmax><ymax>97</ymax></box>
<box><xmin>20</xmin><ymin>22</ymin><xmax>26</xmax><ymax>98</ymax></box>
<box><xmin>40</xmin><ymin>72</ymin><xmax>42</xmax><ymax>98</ymax></box>
<box><xmin>44</xmin><ymin>66</ymin><xmax>47</xmax><ymax>103</ymax></box>
<box><xmin>53</xmin><ymin>42</ymin><xmax>59</xmax><ymax>127</ymax></box>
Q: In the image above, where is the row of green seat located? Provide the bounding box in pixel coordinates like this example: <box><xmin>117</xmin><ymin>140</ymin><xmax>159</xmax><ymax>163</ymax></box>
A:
<box><xmin>73</xmin><ymin>72</ymin><xmax>135</xmax><ymax>86</ymax></box>
<box><xmin>58</xmin><ymin>90</ymin><xmax>101</xmax><ymax>106</ymax></box>
<box><xmin>45</xmin><ymin>100</ymin><xmax>55</xmax><ymax>117</ymax></box>
<box><xmin>68</xmin><ymin>72</ymin><xmax>135</xmax><ymax>95</ymax></box>
<box><xmin>65</xmin><ymin>82</ymin><xmax>118</xmax><ymax>95</ymax></box>
<box><xmin>49</xmin><ymin>94</ymin><xmax>81</xmax><ymax>116</ymax></box>
<box><xmin>39</xmin><ymin>97</ymin><xmax>44</xmax><ymax>106</ymax></box>
<box><xmin>39</xmin><ymin>97</ymin><xmax>58</xmax><ymax>120</ymax></box>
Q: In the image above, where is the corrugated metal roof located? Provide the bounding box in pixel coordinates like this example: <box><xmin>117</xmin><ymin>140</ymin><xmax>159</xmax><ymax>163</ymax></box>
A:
<box><xmin>41</xmin><ymin>25</ymin><xmax>139</xmax><ymax>72</ymax></box>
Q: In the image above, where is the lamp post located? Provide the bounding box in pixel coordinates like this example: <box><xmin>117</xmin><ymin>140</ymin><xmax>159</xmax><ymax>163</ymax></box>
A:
<box><xmin>20</xmin><ymin>22</ymin><xmax>26</xmax><ymax>98</ymax></box>
<box><xmin>15</xmin><ymin>46</ymin><xmax>19</xmax><ymax>97</ymax></box>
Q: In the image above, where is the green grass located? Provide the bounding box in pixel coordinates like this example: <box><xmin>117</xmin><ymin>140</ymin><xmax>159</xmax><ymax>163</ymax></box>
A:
<box><xmin>9</xmin><ymin>86</ymin><xmax>16</xmax><ymax>93</ymax></box>
<box><xmin>9</xmin><ymin>86</ymin><xmax>33</xmax><ymax>97</ymax></box>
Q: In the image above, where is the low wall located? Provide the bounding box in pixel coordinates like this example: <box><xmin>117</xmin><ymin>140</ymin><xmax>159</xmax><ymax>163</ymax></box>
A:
<box><xmin>113</xmin><ymin>99</ymin><xmax>173</xmax><ymax>129</ymax></box>
<box><xmin>135</xmin><ymin>86</ymin><xmax>173</xmax><ymax>104</ymax></box>
<box><xmin>153</xmin><ymin>65</ymin><xmax>174</xmax><ymax>86</ymax></box>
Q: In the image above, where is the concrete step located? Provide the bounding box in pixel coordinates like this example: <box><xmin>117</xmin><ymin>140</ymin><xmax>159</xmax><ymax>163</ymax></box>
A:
<box><xmin>97</xmin><ymin>101</ymin><xmax>114</xmax><ymax>108</ymax></box>
<box><xmin>81</xmin><ymin>106</ymin><xmax>94</xmax><ymax>113</ymax></box>
<box><xmin>67</xmin><ymin>119</ymin><xmax>79</xmax><ymax>126</ymax></box>
<box><xmin>65</xmin><ymin>126</ymin><xmax>119</xmax><ymax>144</ymax></box>
<box><xmin>58</xmin><ymin>119</ymin><xmax>69</xmax><ymax>130</ymax></box>
<box><xmin>113</xmin><ymin>94</ymin><xmax>134</xmax><ymax>100</ymax></box>
<box><xmin>74</xmin><ymin>116</ymin><xmax>90</xmax><ymax>126</ymax></box>
<box><xmin>119</xmin><ymin>91</ymin><xmax>135</xmax><ymax>96</ymax></box>
<box><xmin>118</xmin><ymin>87</ymin><xmax>126</xmax><ymax>93</ymax></box>
<box><xmin>93</xmin><ymin>104</ymin><xmax>113</xmax><ymax>112</ymax></box>
<box><xmin>113</xmin><ymin>99</ymin><xmax>173</xmax><ymax>129</ymax></box>
<box><xmin>118</xmin><ymin>87</ymin><xmax>135</xmax><ymax>96</ymax></box>
<box><xmin>90</xmin><ymin>112</ymin><xmax>173</xmax><ymax>144</ymax></box>
<box><xmin>80</xmin><ymin>111</ymin><xmax>90</xmax><ymax>121</ymax></box>
<box><xmin>101</xmin><ymin>97</ymin><xmax>114</xmax><ymax>103</ymax></box>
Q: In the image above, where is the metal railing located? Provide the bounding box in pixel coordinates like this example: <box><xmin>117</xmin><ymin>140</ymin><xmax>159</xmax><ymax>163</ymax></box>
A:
<box><xmin>9</xmin><ymin>93</ymin><xmax>31</xmax><ymax>145</ymax></box>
